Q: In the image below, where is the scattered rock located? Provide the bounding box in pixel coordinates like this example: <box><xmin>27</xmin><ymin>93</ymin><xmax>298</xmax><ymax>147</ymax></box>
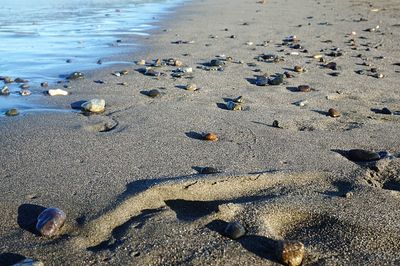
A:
<box><xmin>298</xmin><ymin>85</ymin><xmax>312</xmax><ymax>92</ymax></box>
<box><xmin>48</xmin><ymin>89</ymin><xmax>69</xmax><ymax>96</ymax></box>
<box><xmin>348</xmin><ymin>149</ymin><xmax>380</xmax><ymax>162</ymax></box>
<box><xmin>199</xmin><ymin>167</ymin><xmax>221</xmax><ymax>174</ymax></box>
<box><xmin>324</xmin><ymin>62</ymin><xmax>337</xmax><ymax>70</ymax></box>
<box><xmin>328</xmin><ymin>108</ymin><xmax>341</xmax><ymax>117</ymax></box>
<box><xmin>1</xmin><ymin>76</ymin><xmax>14</xmax><ymax>83</ymax></box>
<box><xmin>20</xmin><ymin>89</ymin><xmax>31</xmax><ymax>96</ymax></box>
<box><xmin>147</xmin><ymin>89</ymin><xmax>161</xmax><ymax>98</ymax></box>
<box><xmin>226</xmin><ymin>101</ymin><xmax>242</xmax><ymax>111</ymax></box>
<box><xmin>268</xmin><ymin>75</ymin><xmax>284</xmax><ymax>85</ymax></box>
<box><xmin>255</xmin><ymin>76</ymin><xmax>269</xmax><ymax>86</ymax></box>
<box><xmin>224</xmin><ymin>221</ymin><xmax>246</xmax><ymax>239</ymax></box>
<box><xmin>40</xmin><ymin>82</ymin><xmax>49</xmax><ymax>88</ymax></box>
<box><xmin>137</xmin><ymin>59</ymin><xmax>146</xmax><ymax>65</ymax></box>
<box><xmin>5</xmin><ymin>109</ymin><xmax>19</xmax><ymax>116</ymax></box>
<box><xmin>12</xmin><ymin>258</ymin><xmax>44</xmax><ymax>266</ymax></box>
<box><xmin>36</xmin><ymin>208</ymin><xmax>66</xmax><ymax>237</ymax></box>
<box><xmin>203</xmin><ymin>133</ymin><xmax>218</xmax><ymax>141</ymax></box>
<box><xmin>277</xmin><ymin>240</ymin><xmax>305</xmax><ymax>266</ymax></box>
<box><xmin>233</xmin><ymin>96</ymin><xmax>243</xmax><ymax>103</ymax></box>
<box><xmin>185</xmin><ymin>83</ymin><xmax>198</xmax><ymax>91</ymax></box>
<box><xmin>294</xmin><ymin>66</ymin><xmax>304</xmax><ymax>73</ymax></box>
<box><xmin>67</xmin><ymin>72</ymin><xmax>84</xmax><ymax>80</ymax></box>
<box><xmin>15</xmin><ymin>78</ymin><xmax>29</xmax><ymax>83</ymax></box>
<box><xmin>1</xmin><ymin>86</ymin><xmax>10</xmax><ymax>96</ymax></box>
<box><xmin>81</xmin><ymin>99</ymin><xmax>106</xmax><ymax>113</ymax></box>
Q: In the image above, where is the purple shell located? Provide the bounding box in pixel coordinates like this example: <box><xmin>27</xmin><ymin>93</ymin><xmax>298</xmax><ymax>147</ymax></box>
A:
<box><xmin>36</xmin><ymin>208</ymin><xmax>66</xmax><ymax>237</ymax></box>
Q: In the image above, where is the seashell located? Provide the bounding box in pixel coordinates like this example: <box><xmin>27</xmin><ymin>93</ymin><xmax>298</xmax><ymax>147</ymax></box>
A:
<box><xmin>226</xmin><ymin>101</ymin><xmax>242</xmax><ymax>111</ymax></box>
<box><xmin>1</xmin><ymin>86</ymin><xmax>10</xmax><ymax>96</ymax></box>
<box><xmin>36</xmin><ymin>208</ymin><xmax>66</xmax><ymax>237</ymax></box>
<box><xmin>313</xmin><ymin>54</ymin><xmax>323</xmax><ymax>59</ymax></box>
<box><xmin>224</xmin><ymin>221</ymin><xmax>246</xmax><ymax>239</ymax></box>
<box><xmin>277</xmin><ymin>240</ymin><xmax>305</xmax><ymax>266</ymax></box>
<box><xmin>203</xmin><ymin>133</ymin><xmax>218</xmax><ymax>141</ymax></box>
<box><xmin>81</xmin><ymin>99</ymin><xmax>106</xmax><ymax>113</ymax></box>
<box><xmin>328</xmin><ymin>108</ymin><xmax>341</xmax><ymax>117</ymax></box>
<box><xmin>5</xmin><ymin>109</ymin><xmax>19</xmax><ymax>116</ymax></box>
<box><xmin>48</xmin><ymin>89</ymin><xmax>68</xmax><ymax>96</ymax></box>
<box><xmin>20</xmin><ymin>89</ymin><xmax>31</xmax><ymax>96</ymax></box>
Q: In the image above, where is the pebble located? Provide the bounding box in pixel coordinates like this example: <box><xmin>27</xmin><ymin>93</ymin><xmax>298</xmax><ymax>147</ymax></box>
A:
<box><xmin>20</xmin><ymin>84</ymin><xmax>30</xmax><ymax>89</ymax></box>
<box><xmin>15</xmin><ymin>78</ymin><xmax>29</xmax><ymax>83</ymax></box>
<box><xmin>1</xmin><ymin>76</ymin><xmax>14</xmax><ymax>83</ymax></box>
<box><xmin>137</xmin><ymin>59</ymin><xmax>146</xmax><ymax>65</ymax></box>
<box><xmin>277</xmin><ymin>240</ymin><xmax>305</xmax><ymax>266</ymax></box>
<box><xmin>325</xmin><ymin>62</ymin><xmax>337</xmax><ymax>70</ymax></box>
<box><xmin>36</xmin><ymin>208</ymin><xmax>66</xmax><ymax>237</ymax></box>
<box><xmin>268</xmin><ymin>75</ymin><xmax>284</xmax><ymax>85</ymax></box>
<box><xmin>328</xmin><ymin>108</ymin><xmax>341</xmax><ymax>117</ymax></box>
<box><xmin>5</xmin><ymin>109</ymin><xmax>19</xmax><ymax>116</ymax></box>
<box><xmin>41</xmin><ymin>82</ymin><xmax>49</xmax><ymax>88</ymax></box>
<box><xmin>233</xmin><ymin>96</ymin><xmax>243</xmax><ymax>103</ymax></box>
<box><xmin>347</xmin><ymin>149</ymin><xmax>380</xmax><ymax>162</ymax></box>
<box><xmin>210</xmin><ymin>59</ymin><xmax>224</xmax><ymax>67</ymax></box>
<box><xmin>1</xmin><ymin>86</ymin><xmax>10</xmax><ymax>96</ymax></box>
<box><xmin>294</xmin><ymin>66</ymin><xmax>304</xmax><ymax>73</ymax></box>
<box><xmin>144</xmin><ymin>68</ymin><xmax>161</xmax><ymax>77</ymax></box>
<box><xmin>174</xmin><ymin>59</ymin><xmax>183</xmax><ymax>67</ymax></box>
<box><xmin>81</xmin><ymin>99</ymin><xmax>106</xmax><ymax>113</ymax></box>
<box><xmin>224</xmin><ymin>221</ymin><xmax>246</xmax><ymax>239</ymax></box>
<box><xmin>48</xmin><ymin>89</ymin><xmax>69</xmax><ymax>96</ymax></box>
<box><xmin>272</xmin><ymin>120</ymin><xmax>282</xmax><ymax>128</ymax></box>
<box><xmin>147</xmin><ymin>89</ymin><xmax>161</xmax><ymax>98</ymax></box>
<box><xmin>12</xmin><ymin>258</ymin><xmax>44</xmax><ymax>266</ymax></box>
<box><xmin>313</xmin><ymin>54</ymin><xmax>323</xmax><ymax>59</ymax></box>
<box><xmin>199</xmin><ymin>167</ymin><xmax>221</xmax><ymax>174</ymax></box>
<box><xmin>295</xmin><ymin>100</ymin><xmax>308</xmax><ymax>107</ymax></box>
<box><xmin>226</xmin><ymin>101</ymin><xmax>242</xmax><ymax>111</ymax></box>
<box><xmin>20</xmin><ymin>89</ymin><xmax>31</xmax><ymax>96</ymax></box>
<box><xmin>185</xmin><ymin>83</ymin><xmax>198</xmax><ymax>91</ymax></box>
<box><xmin>203</xmin><ymin>133</ymin><xmax>218</xmax><ymax>141</ymax></box>
<box><xmin>256</xmin><ymin>76</ymin><xmax>269</xmax><ymax>86</ymax></box>
<box><xmin>298</xmin><ymin>85</ymin><xmax>312</xmax><ymax>92</ymax></box>
<box><xmin>67</xmin><ymin>72</ymin><xmax>84</xmax><ymax>80</ymax></box>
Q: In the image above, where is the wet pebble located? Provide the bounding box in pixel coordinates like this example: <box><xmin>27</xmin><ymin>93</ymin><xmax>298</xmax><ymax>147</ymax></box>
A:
<box><xmin>328</xmin><ymin>108</ymin><xmax>341</xmax><ymax>117</ymax></box>
<box><xmin>1</xmin><ymin>86</ymin><xmax>10</xmax><ymax>96</ymax></box>
<box><xmin>36</xmin><ymin>208</ymin><xmax>66</xmax><ymax>237</ymax></box>
<box><xmin>348</xmin><ymin>149</ymin><xmax>380</xmax><ymax>162</ymax></box>
<box><xmin>81</xmin><ymin>99</ymin><xmax>106</xmax><ymax>113</ymax></box>
<box><xmin>272</xmin><ymin>120</ymin><xmax>282</xmax><ymax>128</ymax></box>
<box><xmin>233</xmin><ymin>96</ymin><xmax>243</xmax><ymax>103</ymax></box>
<box><xmin>67</xmin><ymin>72</ymin><xmax>85</xmax><ymax>80</ymax></box>
<box><xmin>1</xmin><ymin>76</ymin><xmax>14</xmax><ymax>83</ymax></box>
<box><xmin>20</xmin><ymin>89</ymin><xmax>31</xmax><ymax>96</ymax></box>
<box><xmin>48</xmin><ymin>89</ymin><xmax>68</xmax><ymax>96</ymax></box>
<box><xmin>256</xmin><ymin>76</ymin><xmax>268</xmax><ymax>86</ymax></box>
<box><xmin>224</xmin><ymin>221</ymin><xmax>246</xmax><ymax>239</ymax></box>
<box><xmin>5</xmin><ymin>109</ymin><xmax>19</xmax><ymax>116</ymax></box>
<box><xmin>324</xmin><ymin>62</ymin><xmax>337</xmax><ymax>70</ymax></box>
<box><xmin>137</xmin><ymin>59</ymin><xmax>146</xmax><ymax>65</ymax></box>
<box><xmin>15</xmin><ymin>78</ymin><xmax>29</xmax><ymax>83</ymax></box>
<box><xmin>277</xmin><ymin>240</ymin><xmax>305</xmax><ymax>266</ymax></box>
<box><xmin>40</xmin><ymin>82</ymin><xmax>49</xmax><ymax>88</ymax></box>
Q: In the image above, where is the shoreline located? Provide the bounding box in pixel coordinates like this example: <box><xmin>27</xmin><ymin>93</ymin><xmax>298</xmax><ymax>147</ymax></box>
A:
<box><xmin>1</xmin><ymin>0</ymin><xmax>400</xmax><ymax>265</ymax></box>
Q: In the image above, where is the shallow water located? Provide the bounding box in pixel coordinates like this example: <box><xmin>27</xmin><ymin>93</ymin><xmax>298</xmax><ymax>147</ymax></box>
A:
<box><xmin>0</xmin><ymin>0</ymin><xmax>184</xmax><ymax>113</ymax></box>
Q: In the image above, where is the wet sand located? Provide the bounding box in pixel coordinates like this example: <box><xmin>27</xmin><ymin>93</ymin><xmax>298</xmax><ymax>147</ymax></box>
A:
<box><xmin>1</xmin><ymin>0</ymin><xmax>400</xmax><ymax>265</ymax></box>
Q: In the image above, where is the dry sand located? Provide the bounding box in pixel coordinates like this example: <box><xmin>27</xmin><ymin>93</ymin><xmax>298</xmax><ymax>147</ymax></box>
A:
<box><xmin>1</xmin><ymin>0</ymin><xmax>400</xmax><ymax>265</ymax></box>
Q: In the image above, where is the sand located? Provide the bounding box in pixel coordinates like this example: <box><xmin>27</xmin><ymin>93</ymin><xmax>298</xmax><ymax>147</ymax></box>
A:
<box><xmin>1</xmin><ymin>0</ymin><xmax>400</xmax><ymax>265</ymax></box>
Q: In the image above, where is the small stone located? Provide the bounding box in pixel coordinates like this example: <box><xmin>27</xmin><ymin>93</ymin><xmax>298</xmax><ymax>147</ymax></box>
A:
<box><xmin>41</xmin><ymin>82</ymin><xmax>49</xmax><ymax>87</ymax></box>
<box><xmin>20</xmin><ymin>89</ymin><xmax>31</xmax><ymax>96</ymax></box>
<box><xmin>36</xmin><ymin>208</ymin><xmax>66</xmax><ymax>237</ymax></box>
<box><xmin>284</xmin><ymin>72</ymin><xmax>294</xmax><ymax>78</ymax></box>
<box><xmin>294</xmin><ymin>66</ymin><xmax>304</xmax><ymax>73</ymax></box>
<box><xmin>245</xmin><ymin>41</ymin><xmax>254</xmax><ymax>46</ymax></box>
<box><xmin>147</xmin><ymin>89</ymin><xmax>161</xmax><ymax>98</ymax></box>
<box><xmin>255</xmin><ymin>76</ymin><xmax>269</xmax><ymax>86</ymax></box>
<box><xmin>144</xmin><ymin>68</ymin><xmax>161</xmax><ymax>77</ymax></box>
<box><xmin>226</xmin><ymin>101</ymin><xmax>242</xmax><ymax>111</ymax></box>
<box><xmin>268</xmin><ymin>75</ymin><xmax>284</xmax><ymax>85</ymax></box>
<box><xmin>20</xmin><ymin>84</ymin><xmax>30</xmax><ymax>89</ymax></box>
<box><xmin>348</xmin><ymin>149</ymin><xmax>380</xmax><ymax>162</ymax></box>
<box><xmin>120</xmin><ymin>70</ymin><xmax>129</xmax><ymax>75</ymax></box>
<box><xmin>12</xmin><ymin>258</ymin><xmax>44</xmax><ymax>266</ymax></box>
<box><xmin>15</xmin><ymin>78</ymin><xmax>29</xmax><ymax>83</ymax></box>
<box><xmin>1</xmin><ymin>76</ymin><xmax>14</xmax><ymax>83</ymax></box>
<box><xmin>277</xmin><ymin>240</ymin><xmax>305</xmax><ymax>266</ymax></box>
<box><xmin>345</xmin><ymin>191</ymin><xmax>354</xmax><ymax>198</ymax></box>
<box><xmin>224</xmin><ymin>221</ymin><xmax>246</xmax><ymax>239</ymax></box>
<box><xmin>298</xmin><ymin>85</ymin><xmax>312</xmax><ymax>92</ymax></box>
<box><xmin>272</xmin><ymin>120</ymin><xmax>282</xmax><ymax>128</ymax></box>
<box><xmin>1</xmin><ymin>86</ymin><xmax>10</xmax><ymax>96</ymax></box>
<box><xmin>313</xmin><ymin>54</ymin><xmax>323</xmax><ymax>59</ymax></box>
<box><xmin>185</xmin><ymin>83</ymin><xmax>198</xmax><ymax>91</ymax></box>
<box><xmin>210</xmin><ymin>59</ymin><xmax>224</xmax><ymax>67</ymax></box>
<box><xmin>325</xmin><ymin>62</ymin><xmax>337</xmax><ymax>70</ymax></box>
<box><xmin>174</xmin><ymin>59</ymin><xmax>183</xmax><ymax>67</ymax></box>
<box><xmin>48</xmin><ymin>89</ymin><xmax>68</xmax><ymax>96</ymax></box>
<box><xmin>67</xmin><ymin>72</ymin><xmax>84</xmax><ymax>80</ymax></box>
<box><xmin>295</xmin><ymin>100</ymin><xmax>308</xmax><ymax>107</ymax></box>
<box><xmin>5</xmin><ymin>109</ymin><xmax>19</xmax><ymax>116</ymax></box>
<box><xmin>81</xmin><ymin>99</ymin><xmax>106</xmax><ymax>113</ymax></box>
<box><xmin>328</xmin><ymin>108</ymin><xmax>341</xmax><ymax>117</ymax></box>
<box><xmin>373</xmin><ymin>73</ymin><xmax>384</xmax><ymax>79</ymax></box>
<box><xmin>199</xmin><ymin>167</ymin><xmax>221</xmax><ymax>174</ymax></box>
<box><xmin>203</xmin><ymin>133</ymin><xmax>218</xmax><ymax>141</ymax></box>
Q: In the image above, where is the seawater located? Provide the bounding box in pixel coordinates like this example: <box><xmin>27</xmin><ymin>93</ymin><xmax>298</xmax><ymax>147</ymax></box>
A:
<box><xmin>0</xmin><ymin>0</ymin><xmax>184</xmax><ymax>112</ymax></box>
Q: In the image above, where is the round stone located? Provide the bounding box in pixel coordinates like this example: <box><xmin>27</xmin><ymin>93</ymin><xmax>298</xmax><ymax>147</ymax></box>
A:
<box><xmin>203</xmin><ymin>133</ymin><xmax>218</xmax><ymax>141</ymax></box>
<box><xmin>224</xmin><ymin>221</ymin><xmax>246</xmax><ymax>239</ymax></box>
<box><xmin>298</xmin><ymin>85</ymin><xmax>311</xmax><ymax>92</ymax></box>
<box><xmin>199</xmin><ymin>167</ymin><xmax>221</xmax><ymax>174</ymax></box>
<box><xmin>277</xmin><ymin>240</ymin><xmax>305</xmax><ymax>266</ymax></box>
<box><xmin>81</xmin><ymin>99</ymin><xmax>106</xmax><ymax>113</ymax></box>
<box><xmin>5</xmin><ymin>109</ymin><xmax>19</xmax><ymax>116</ymax></box>
<box><xmin>328</xmin><ymin>108</ymin><xmax>341</xmax><ymax>117</ymax></box>
<box><xmin>147</xmin><ymin>89</ymin><xmax>161</xmax><ymax>98</ymax></box>
<box><xmin>294</xmin><ymin>66</ymin><xmax>304</xmax><ymax>73</ymax></box>
<box><xmin>185</xmin><ymin>83</ymin><xmax>198</xmax><ymax>91</ymax></box>
<box><xmin>1</xmin><ymin>86</ymin><xmax>10</xmax><ymax>96</ymax></box>
<box><xmin>67</xmin><ymin>72</ymin><xmax>84</xmax><ymax>80</ymax></box>
<box><xmin>348</xmin><ymin>149</ymin><xmax>380</xmax><ymax>162</ymax></box>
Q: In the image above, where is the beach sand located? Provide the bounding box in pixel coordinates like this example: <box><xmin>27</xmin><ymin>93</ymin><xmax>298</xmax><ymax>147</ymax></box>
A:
<box><xmin>1</xmin><ymin>0</ymin><xmax>400</xmax><ymax>265</ymax></box>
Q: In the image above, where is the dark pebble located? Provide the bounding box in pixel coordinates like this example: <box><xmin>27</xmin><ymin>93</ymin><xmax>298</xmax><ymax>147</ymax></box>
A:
<box><xmin>381</xmin><ymin>107</ymin><xmax>393</xmax><ymax>115</ymax></box>
<box><xmin>67</xmin><ymin>72</ymin><xmax>84</xmax><ymax>80</ymax></box>
<box><xmin>41</xmin><ymin>82</ymin><xmax>49</xmax><ymax>87</ymax></box>
<box><xmin>224</xmin><ymin>221</ymin><xmax>246</xmax><ymax>239</ymax></box>
<box><xmin>147</xmin><ymin>89</ymin><xmax>161</xmax><ymax>98</ymax></box>
<box><xmin>199</xmin><ymin>167</ymin><xmax>221</xmax><ymax>174</ymax></box>
<box><xmin>348</xmin><ymin>149</ymin><xmax>380</xmax><ymax>162</ymax></box>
